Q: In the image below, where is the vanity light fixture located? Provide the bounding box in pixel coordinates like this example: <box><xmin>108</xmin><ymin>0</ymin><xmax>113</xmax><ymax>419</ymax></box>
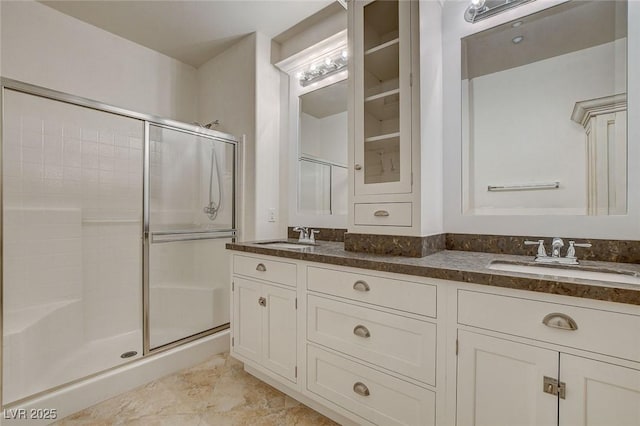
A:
<box><xmin>464</xmin><ymin>0</ymin><xmax>536</xmax><ymax>23</ymax></box>
<box><xmin>297</xmin><ymin>50</ymin><xmax>348</xmax><ymax>87</ymax></box>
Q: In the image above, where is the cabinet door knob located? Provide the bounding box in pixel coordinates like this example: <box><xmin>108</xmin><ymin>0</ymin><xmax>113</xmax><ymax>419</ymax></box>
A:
<box><xmin>353</xmin><ymin>382</ymin><xmax>370</xmax><ymax>397</ymax></box>
<box><xmin>374</xmin><ymin>210</ymin><xmax>390</xmax><ymax>217</ymax></box>
<box><xmin>542</xmin><ymin>313</ymin><xmax>578</xmax><ymax>331</ymax></box>
<box><xmin>258</xmin><ymin>297</ymin><xmax>267</xmax><ymax>307</ymax></box>
<box><xmin>353</xmin><ymin>280</ymin><xmax>370</xmax><ymax>292</ymax></box>
<box><xmin>353</xmin><ymin>324</ymin><xmax>371</xmax><ymax>338</ymax></box>
<box><xmin>354</xmin><ymin>164</ymin><xmax>362</xmax><ymax>170</ymax></box>
<box><xmin>256</xmin><ymin>263</ymin><xmax>267</xmax><ymax>272</ymax></box>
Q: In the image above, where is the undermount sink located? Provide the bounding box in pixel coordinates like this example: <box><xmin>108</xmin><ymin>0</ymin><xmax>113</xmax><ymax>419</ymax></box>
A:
<box><xmin>256</xmin><ymin>241</ymin><xmax>315</xmax><ymax>250</ymax></box>
<box><xmin>488</xmin><ymin>261</ymin><xmax>640</xmax><ymax>286</ymax></box>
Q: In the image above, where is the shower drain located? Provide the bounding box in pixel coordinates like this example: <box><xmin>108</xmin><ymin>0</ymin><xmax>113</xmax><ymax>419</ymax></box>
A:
<box><xmin>120</xmin><ymin>351</ymin><xmax>138</xmax><ymax>359</ymax></box>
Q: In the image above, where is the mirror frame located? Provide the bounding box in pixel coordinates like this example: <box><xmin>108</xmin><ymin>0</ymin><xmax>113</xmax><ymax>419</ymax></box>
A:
<box><xmin>442</xmin><ymin>0</ymin><xmax>639</xmax><ymax>239</ymax></box>
<box><xmin>276</xmin><ymin>30</ymin><xmax>348</xmax><ymax>229</ymax></box>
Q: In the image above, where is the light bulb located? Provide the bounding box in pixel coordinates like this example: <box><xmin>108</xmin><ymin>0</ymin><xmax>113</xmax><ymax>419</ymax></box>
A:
<box><xmin>324</xmin><ymin>57</ymin><xmax>332</xmax><ymax>66</ymax></box>
<box><xmin>470</xmin><ymin>0</ymin><xmax>485</xmax><ymax>9</ymax></box>
<box><xmin>341</xmin><ymin>50</ymin><xmax>348</xmax><ymax>59</ymax></box>
<box><xmin>295</xmin><ymin>72</ymin><xmax>303</xmax><ymax>79</ymax></box>
<box><xmin>310</xmin><ymin>63</ymin><xmax>317</xmax><ymax>71</ymax></box>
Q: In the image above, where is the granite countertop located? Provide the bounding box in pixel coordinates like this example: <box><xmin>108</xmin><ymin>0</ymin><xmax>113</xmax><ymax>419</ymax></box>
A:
<box><xmin>226</xmin><ymin>239</ymin><xmax>640</xmax><ymax>306</ymax></box>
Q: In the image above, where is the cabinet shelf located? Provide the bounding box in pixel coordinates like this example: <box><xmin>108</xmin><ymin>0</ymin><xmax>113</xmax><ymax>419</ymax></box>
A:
<box><xmin>364</xmin><ymin>38</ymin><xmax>400</xmax><ymax>56</ymax></box>
<box><xmin>364</xmin><ymin>41</ymin><xmax>399</xmax><ymax>82</ymax></box>
<box><xmin>364</xmin><ymin>132</ymin><xmax>400</xmax><ymax>143</ymax></box>
<box><xmin>364</xmin><ymin>90</ymin><xmax>400</xmax><ymax>121</ymax></box>
<box><xmin>365</xmin><ymin>88</ymin><xmax>400</xmax><ymax>103</ymax></box>
<box><xmin>365</xmin><ymin>78</ymin><xmax>400</xmax><ymax>99</ymax></box>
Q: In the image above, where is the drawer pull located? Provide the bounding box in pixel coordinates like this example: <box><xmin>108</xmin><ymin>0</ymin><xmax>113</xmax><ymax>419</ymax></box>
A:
<box><xmin>354</xmin><ymin>164</ymin><xmax>362</xmax><ymax>170</ymax></box>
<box><xmin>353</xmin><ymin>324</ymin><xmax>371</xmax><ymax>338</ymax></box>
<box><xmin>374</xmin><ymin>210</ymin><xmax>390</xmax><ymax>217</ymax></box>
<box><xmin>353</xmin><ymin>280</ymin><xmax>370</xmax><ymax>292</ymax></box>
<box><xmin>256</xmin><ymin>263</ymin><xmax>267</xmax><ymax>272</ymax></box>
<box><xmin>353</xmin><ymin>381</ymin><xmax>370</xmax><ymax>397</ymax></box>
<box><xmin>542</xmin><ymin>313</ymin><xmax>578</xmax><ymax>331</ymax></box>
<box><xmin>258</xmin><ymin>297</ymin><xmax>267</xmax><ymax>307</ymax></box>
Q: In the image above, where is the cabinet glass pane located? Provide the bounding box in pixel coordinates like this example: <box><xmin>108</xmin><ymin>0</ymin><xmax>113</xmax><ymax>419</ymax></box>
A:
<box><xmin>364</xmin><ymin>137</ymin><xmax>401</xmax><ymax>184</ymax></box>
<box><xmin>363</xmin><ymin>0</ymin><xmax>401</xmax><ymax>184</ymax></box>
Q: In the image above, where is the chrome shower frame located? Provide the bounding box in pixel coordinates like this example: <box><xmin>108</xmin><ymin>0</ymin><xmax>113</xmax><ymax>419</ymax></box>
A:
<box><xmin>0</xmin><ymin>77</ymin><xmax>239</xmax><ymax>408</ymax></box>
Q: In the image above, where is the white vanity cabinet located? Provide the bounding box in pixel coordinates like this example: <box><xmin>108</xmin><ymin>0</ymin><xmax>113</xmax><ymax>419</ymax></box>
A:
<box><xmin>455</xmin><ymin>289</ymin><xmax>640</xmax><ymax>426</ymax></box>
<box><xmin>305</xmin><ymin>266</ymin><xmax>439</xmax><ymax>426</ymax></box>
<box><xmin>229</xmin><ymin>252</ymin><xmax>442</xmax><ymax>426</ymax></box>
<box><xmin>231</xmin><ymin>255</ymin><xmax>298</xmax><ymax>383</ymax></box>
<box><xmin>229</xmin><ymin>250</ymin><xmax>640</xmax><ymax>426</ymax></box>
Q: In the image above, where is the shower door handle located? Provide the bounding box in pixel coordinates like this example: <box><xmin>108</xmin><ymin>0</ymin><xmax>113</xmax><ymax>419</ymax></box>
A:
<box><xmin>150</xmin><ymin>229</ymin><xmax>236</xmax><ymax>243</ymax></box>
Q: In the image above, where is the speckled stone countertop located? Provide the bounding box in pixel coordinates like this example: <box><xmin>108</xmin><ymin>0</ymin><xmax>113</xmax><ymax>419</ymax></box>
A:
<box><xmin>226</xmin><ymin>240</ymin><xmax>640</xmax><ymax>306</ymax></box>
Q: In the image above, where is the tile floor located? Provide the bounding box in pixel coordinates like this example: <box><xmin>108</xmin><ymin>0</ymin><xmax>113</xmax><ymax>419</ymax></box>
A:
<box><xmin>55</xmin><ymin>353</ymin><xmax>338</xmax><ymax>425</ymax></box>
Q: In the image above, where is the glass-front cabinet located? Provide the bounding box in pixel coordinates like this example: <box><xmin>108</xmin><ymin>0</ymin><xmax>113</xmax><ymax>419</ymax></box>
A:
<box><xmin>352</xmin><ymin>0</ymin><xmax>413</xmax><ymax>196</ymax></box>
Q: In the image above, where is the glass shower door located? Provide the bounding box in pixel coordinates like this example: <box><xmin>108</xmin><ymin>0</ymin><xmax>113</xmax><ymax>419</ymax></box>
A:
<box><xmin>147</xmin><ymin>124</ymin><xmax>235</xmax><ymax>350</ymax></box>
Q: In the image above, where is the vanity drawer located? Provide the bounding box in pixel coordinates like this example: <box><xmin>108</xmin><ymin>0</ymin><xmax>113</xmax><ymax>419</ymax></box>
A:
<box><xmin>307</xmin><ymin>266</ymin><xmax>436</xmax><ymax>317</ymax></box>
<box><xmin>308</xmin><ymin>295</ymin><xmax>436</xmax><ymax>385</ymax></box>
<box><xmin>307</xmin><ymin>345</ymin><xmax>435</xmax><ymax>426</ymax></box>
<box><xmin>354</xmin><ymin>202</ymin><xmax>412</xmax><ymax>227</ymax></box>
<box><xmin>458</xmin><ymin>290</ymin><xmax>640</xmax><ymax>361</ymax></box>
<box><xmin>233</xmin><ymin>254</ymin><xmax>296</xmax><ymax>287</ymax></box>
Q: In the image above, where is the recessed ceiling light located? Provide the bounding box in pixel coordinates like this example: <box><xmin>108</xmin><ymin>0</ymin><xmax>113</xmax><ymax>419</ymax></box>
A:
<box><xmin>512</xmin><ymin>36</ymin><xmax>524</xmax><ymax>44</ymax></box>
<box><xmin>512</xmin><ymin>21</ymin><xmax>523</xmax><ymax>28</ymax></box>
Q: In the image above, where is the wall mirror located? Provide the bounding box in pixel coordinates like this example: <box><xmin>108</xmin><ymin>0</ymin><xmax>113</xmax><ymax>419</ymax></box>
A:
<box><xmin>461</xmin><ymin>0</ymin><xmax>628</xmax><ymax>216</ymax></box>
<box><xmin>277</xmin><ymin>31</ymin><xmax>348</xmax><ymax>229</ymax></box>
<box><xmin>298</xmin><ymin>80</ymin><xmax>348</xmax><ymax>216</ymax></box>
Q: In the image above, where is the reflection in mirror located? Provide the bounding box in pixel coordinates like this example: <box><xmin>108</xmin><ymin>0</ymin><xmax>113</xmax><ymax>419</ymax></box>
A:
<box><xmin>462</xmin><ymin>0</ymin><xmax>627</xmax><ymax>216</ymax></box>
<box><xmin>298</xmin><ymin>79</ymin><xmax>348</xmax><ymax>216</ymax></box>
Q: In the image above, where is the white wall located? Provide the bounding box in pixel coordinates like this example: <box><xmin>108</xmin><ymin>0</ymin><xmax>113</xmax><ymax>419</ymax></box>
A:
<box><xmin>464</xmin><ymin>40</ymin><xmax>626</xmax><ymax>215</ymax></box>
<box><xmin>197</xmin><ymin>32</ymin><xmax>283</xmax><ymax>241</ymax></box>
<box><xmin>197</xmin><ymin>34</ymin><xmax>257</xmax><ymax>241</ymax></box>
<box><xmin>255</xmin><ymin>32</ymin><xmax>284</xmax><ymax>240</ymax></box>
<box><xmin>300</xmin><ymin>111</ymin><xmax>348</xmax><ymax>164</ymax></box>
<box><xmin>418</xmin><ymin>0</ymin><xmax>444</xmax><ymax>236</ymax></box>
<box><xmin>1</xmin><ymin>1</ymin><xmax>198</xmax><ymax>122</ymax></box>
<box><xmin>442</xmin><ymin>0</ymin><xmax>640</xmax><ymax>239</ymax></box>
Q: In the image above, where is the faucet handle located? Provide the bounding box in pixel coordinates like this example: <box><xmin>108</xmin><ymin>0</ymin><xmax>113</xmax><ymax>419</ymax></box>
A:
<box><xmin>309</xmin><ymin>229</ymin><xmax>320</xmax><ymax>243</ymax></box>
<box><xmin>293</xmin><ymin>226</ymin><xmax>309</xmax><ymax>240</ymax></box>
<box><xmin>571</xmin><ymin>241</ymin><xmax>592</xmax><ymax>248</ymax></box>
<box><xmin>524</xmin><ymin>239</ymin><xmax>547</xmax><ymax>257</ymax></box>
<box><xmin>566</xmin><ymin>241</ymin><xmax>592</xmax><ymax>259</ymax></box>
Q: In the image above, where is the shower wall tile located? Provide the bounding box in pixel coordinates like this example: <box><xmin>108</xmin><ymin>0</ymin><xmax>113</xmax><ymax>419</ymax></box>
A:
<box><xmin>3</xmin><ymin>90</ymin><xmax>143</xmax><ymax>329</ymax></box>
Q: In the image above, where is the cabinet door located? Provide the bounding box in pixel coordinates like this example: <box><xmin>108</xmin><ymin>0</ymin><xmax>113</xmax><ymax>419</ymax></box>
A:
<box><xmin>353</xmin><ymin>0</ymin><xmax>412</xmax><ymax>196</ymax></box>
<box><xmin>232</xmin><ymin>278</ymin><xmax>262</xmax><ymax>364</ymax></box>
<box><xmin>560</xmin><ymin>354</ymin><xmax>640</xmax><ymax>426</ymax></box>
<box><xmin>457</xmin><ymin>330</ymin><xmax>559</xmax><ymax>426</ymax></box>
<box><xmin>261</xmin><ymin>284</ymin><xmax>297</xmax><ymax>382</ymax></box>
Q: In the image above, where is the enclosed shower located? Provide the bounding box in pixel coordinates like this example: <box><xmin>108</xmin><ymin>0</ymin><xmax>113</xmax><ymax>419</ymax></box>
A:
<box><xmin>1</xmin><ymin>79</ymin><xmax>237</xmax><ymax>405</ymax></box>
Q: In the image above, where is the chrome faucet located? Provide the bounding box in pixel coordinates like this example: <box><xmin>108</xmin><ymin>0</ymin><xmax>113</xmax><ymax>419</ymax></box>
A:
<box><xmin>551</xmin><ymin>237</ymin><xmax>564</xmax><ymax>258</ymax></box>
<box><xmin>524</xmin><ymin>238</ymin><xmax>592</xmax><ymax>265</ymax></box>
<box><xmin>293</xmin><ymin>227</ymin><xmax>319</xmax><ymax>245</ymax></box>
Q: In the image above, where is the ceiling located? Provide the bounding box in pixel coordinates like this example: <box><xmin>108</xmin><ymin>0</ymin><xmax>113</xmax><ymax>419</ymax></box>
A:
<box><xmin>462</xmin><ymin>0</ymin><xmax>627</xmax><ymax>80</ymax></box>
<box><xmin>40</xmin><ymin>0</ymin><xmax>334</xmax><ymax>68</ymax></box>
